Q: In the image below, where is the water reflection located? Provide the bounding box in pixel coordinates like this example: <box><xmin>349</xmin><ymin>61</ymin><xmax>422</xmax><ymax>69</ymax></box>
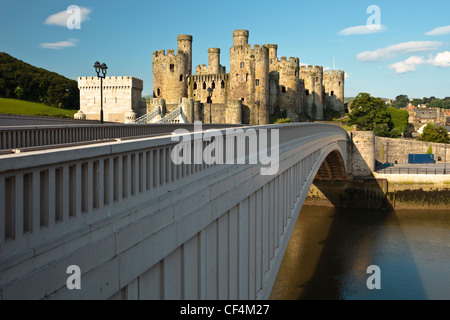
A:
<box><xmin>269</xmin><ymin>206</ymin><xmax>450</xmax><ymax>300</ymax></box>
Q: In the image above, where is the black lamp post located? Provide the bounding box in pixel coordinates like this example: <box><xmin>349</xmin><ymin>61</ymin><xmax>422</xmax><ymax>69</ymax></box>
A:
<box><xmin>207</xmin><ymin>87</ymin><xmax>213</xmax><ymax>124</ymax></box>
<box><xmin>94</xmin><ymin>61</ymin><xmax>108</xmax><ymax>124</ymax></box>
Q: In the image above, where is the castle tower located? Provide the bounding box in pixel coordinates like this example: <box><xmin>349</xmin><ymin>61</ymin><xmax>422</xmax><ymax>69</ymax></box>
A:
<box><xmin>323</xmin><ymin>70</ymin><xmax>345</xmax><ymax>112</ymax></box>
<box><xmin>153</xmin><ymin>35</ymin><xmax>192</xmax><ymax>105</ymax></box>
<box><xmin>177</xmin><ymin>35</ymin><xmax>193</xmax><ymax>76</ymax></box>
<box><xmin>233</xmin><ymin>30</ymin><xmax>249</xmax><ymax>46</ymax></box>
<box><xmin>208</xmin><ymin>48</ymin><xmax>221</xmax><ymax>75</ymax></box>
<box><xmin>300</xmin><ymin>65</ymin><xmax>324</xmax><ymax>120</ymax></box>
<box><xmin>271</xmin><ymin>57</ymin><xmax>302</xmax><ymax>122</ymax></box>
<box><xmin>229</xmin><ymin>30</ymin><xmax>269</xmax><ymax>125</ymax></box>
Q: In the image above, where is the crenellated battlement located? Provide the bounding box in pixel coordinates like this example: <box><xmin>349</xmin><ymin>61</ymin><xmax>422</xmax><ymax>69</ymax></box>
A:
<box><xmin>78</xmin><ymin>76</ymin><xmax>143</xmax><ymax>90</ymax></box>
<box><xmin>196</xmin><ymin>64</ymin><xmax>208</xmax><ymax>74</ymax></box>
<box><xmin>300</xmin><ymin>65</ymin><xmax>324</xmax><ymax>73</ymax></box>
<box><xmin>230</xmin><ymin>43</ymin><xmax>269</xmax><ymax>57</ymax></box>
<box><xmin>153</xmin><ymin>49</ymin><xmax>186</xmax><ymax>61</ymax></box>
<box><xmin>276</xmin><ymin>56</ymin><xmax>300</xmax><ymax>65</ymax></box>
<box><xmin>78</xmin><ymin>76</ymin><xmax>142</xmax><ymax>81</ymax></box>
<box><xmin>323</xmin><ymin>69</ymin><xmax>345</xmax><ymax>80</ymax></box>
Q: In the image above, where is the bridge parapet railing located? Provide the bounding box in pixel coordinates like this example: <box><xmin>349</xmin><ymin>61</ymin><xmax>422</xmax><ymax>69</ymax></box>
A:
<box><xmin>0</xmin><ymin>123</ymin><xmax>245</xmax><ymax>151</ymax></box>
<box><xmin>0</xmin><ymin>123</ymin><xmax>348</xmax><ymax>263</ymax></box>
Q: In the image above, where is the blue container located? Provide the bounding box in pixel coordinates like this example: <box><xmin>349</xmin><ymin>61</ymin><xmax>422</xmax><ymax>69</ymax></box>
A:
<box><xmin>408</xmin><ymin>154</ymin><xmax>435</xmax><ymax>164</ymax></box>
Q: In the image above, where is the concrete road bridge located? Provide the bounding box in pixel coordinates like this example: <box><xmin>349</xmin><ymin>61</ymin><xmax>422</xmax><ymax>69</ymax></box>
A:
<box><xmin>0</xmin><ymin>122</ymin><xmax>358</xmax><ymax>300</ymax></box>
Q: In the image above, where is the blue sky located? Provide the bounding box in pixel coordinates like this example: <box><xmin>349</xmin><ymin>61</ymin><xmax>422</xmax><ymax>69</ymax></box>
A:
<box><xmin>1</xmin><ymin>0</ymin><xmax>450</xmax><ymax>99</ymax></box>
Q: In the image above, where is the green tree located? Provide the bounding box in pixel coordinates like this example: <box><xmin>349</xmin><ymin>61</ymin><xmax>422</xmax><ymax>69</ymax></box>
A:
<box><xmin>391</xmin><ymin>94</ymin><xmax>409</xmax><ymax>109</ymax></box>
<box><xmin>14</xmin><ymin>86</ymin><xmax>24</xmax><ymax>99</ymax></box>
<box><xmin>374</xmin><ymin>123</ymin><xmax>391</xmax><ymax>137</ymax></box>
<box><xmin>420</xmin><ymin>123</ymin><xmax>450</xmax><ymax>144</ymax></box>
<box><xmin>410</xmin><ymin>98</ymin><xmax>423</xmax><ymax>107</ymax></box>
<box><xmin>387</xmin><ymin>107</ymin><xmax>409</xmax><ymax>135</ymax></box>
<box><xmin>348</xmin><ymin>93</ymin><xmax>392</xmax><ymax>131</ymax></box>
<box><xmin>427</xmin><ymin>145</ymin><xmax>433</xmax><ymax>154</ymax></box>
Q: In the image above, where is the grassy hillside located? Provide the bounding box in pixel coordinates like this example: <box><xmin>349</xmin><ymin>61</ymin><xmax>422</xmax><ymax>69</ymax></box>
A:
<box><xmin>0</xmin><ymin>52</ymin><xmax>79</xmax><ymax>109</ymax></box>
<box><xmin>0</xmin><ymin>97</ymin><xmax>78</xmax><ymax>118</ymax></box>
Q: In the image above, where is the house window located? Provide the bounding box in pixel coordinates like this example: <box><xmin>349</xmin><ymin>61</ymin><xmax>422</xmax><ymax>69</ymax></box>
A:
<box><xmin>240</xmin><ymin>62</ymin><xmax>245</xmax><ymax>68</ymax></box>
<box><xmin>203</xmin><ymin>82</ymin><xmax>206</xmax><ymax>90</ymax></box>
<box><xmin>180</xmin><ymin>74</ymin><xmax>183</xmax><ymax>82</ymax></box>
<box><xmin>315</xmin><ymin>77</ymin><xmax>319</xmax><ymax>82</ymax></box>
<box><xmin>331</xmin><ymin>91</ymin><xmax>334</xmax><ymax>96</ymax></box>
<box><xmin>211</xmin><ymin>81</ymin><xmax>215</xmax><ymax>89</ymax></box>
<box><xmin>255</xmin><ymin>79</ymin><xmax>260</xmax><ymax>86</ymax></box>
<box><xmin>246</xmin><ymin>73</ymin><xmax>248</xmax><ymax>82</ymax></box>
<box><xmin>170</xmin><ymin>64</ymin><xmax>175</xmax><ymax>71</ymax></box>
<box><xmin>305</xmin><ymin>89</ymin><xmax>309</xmax><ymax>96</ymax></box>
<box><xmin>157</xmin><ymin>88</ymin><xmax>161</xmax><ymax>96</ymax></box>
<box><xmin>193</xmin><ymin>82</ymin><xmax>197</xmax><ymax>90</ymax></box>
<box><xmin>221</xmin><ymin>80</ymin><xmax>225</xmax><ymax>89</ymax></box>
<box><xmin>281</xmin><ymin>86</ymin><xmax>286</xmax><ymax>93</ymax></box>
<box><xmin>241</xmin><ymin>74</ymin><xmax>245</xmax><ymax>82</ymax></box>
<box><xmin>339</xmin><ymin>81</ymin><xmax>341</xmax><ymax>86</ymax></box>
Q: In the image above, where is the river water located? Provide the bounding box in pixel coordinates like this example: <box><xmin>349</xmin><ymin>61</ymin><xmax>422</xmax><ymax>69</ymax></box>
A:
<box><xmin>269</xmin><ymin>206</ymin><xmax>450</xmax><ymax>300</ymax></box>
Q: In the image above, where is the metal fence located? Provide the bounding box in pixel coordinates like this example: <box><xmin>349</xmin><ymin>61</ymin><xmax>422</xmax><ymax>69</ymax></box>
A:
<box><xmin>376</xmin><ymin>167</ymin><xmax>449</xmax><ymax>175</ymax></box>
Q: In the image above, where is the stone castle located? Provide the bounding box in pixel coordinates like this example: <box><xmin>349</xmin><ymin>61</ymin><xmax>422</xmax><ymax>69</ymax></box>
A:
<box><xmin>151</xmin><ymin>29</ymin><xmax>345</xmax><ymax>124</ymax></box>
<box><xmin>76</xmin><ymin>29</ymin><xmax>345</xmax><ymax>124</ymax></box>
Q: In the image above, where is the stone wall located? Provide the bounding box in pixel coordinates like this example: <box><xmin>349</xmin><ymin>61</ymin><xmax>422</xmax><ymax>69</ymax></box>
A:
<box><xmin>375</xmin><ymin>136</ymin><xmax>450</xmax><ymax>164</ymax></box>
<box><xmin>78</xmin><ymin>76</ymin><xmax>143</xmax><ymax>123</ymax></box>
<box><xmin>348</xmin><ymin>131</ymin><xmax>375</xmax><ymax>177</ymax></box>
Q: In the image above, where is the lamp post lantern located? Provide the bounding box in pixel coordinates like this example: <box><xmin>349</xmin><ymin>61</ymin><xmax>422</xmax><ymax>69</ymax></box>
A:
<box><xmin>94</xmin><ymin>61</ymin><xmax>108</xmax><ymax>124</ymax></box>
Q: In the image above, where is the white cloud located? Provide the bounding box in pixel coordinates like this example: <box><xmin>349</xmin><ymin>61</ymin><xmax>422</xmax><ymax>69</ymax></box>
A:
<box><xmin>338</xmin><ymin>24</ymin><xmax>386</xmax><ymax>36</ymax></box>
<box><xmin>427</xmin><ymin>51</ymin><xmax>450</xmax><ymax>67</ymax></box>
<box><xmin>40</xmin><ymin>39</ymin><xmax>78</xmax><ymax>50</ymax></box>
<box><xmin>45</xmin><ymin>7</ymin><xmax>91</xmax><ymax>27</ymax></box>
<box><xmin>389</xmin><ymin>56</ymin><xmax>426</xmax><ymax>74</ymax></box>
<box><xmin>357</xmin><ymin>41</ymin><xmax>442</xmax><ymax>62</ymax></box>
<box><xmin>425</xmin><ymin>25</ymin><xmax>450</xmax><ymax>36</ymax></box>
<box><xmin>388</xmin><ymin>51</ymin><xmax>450</xmax><ymax>74</ymax></box>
